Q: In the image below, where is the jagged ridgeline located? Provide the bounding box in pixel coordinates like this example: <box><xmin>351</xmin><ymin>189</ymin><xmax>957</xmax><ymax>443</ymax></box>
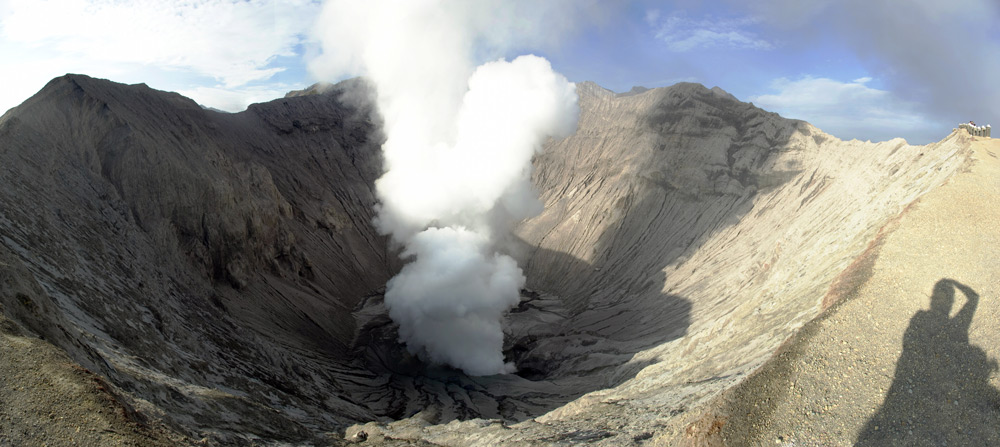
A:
<box><xmin>0</xmin><ymin>75</ymin><xmax>971</xmax><ymax>445</ymax></box>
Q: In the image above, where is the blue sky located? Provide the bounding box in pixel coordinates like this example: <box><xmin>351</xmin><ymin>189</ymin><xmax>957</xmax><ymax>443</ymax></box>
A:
<box><xmin>1</xmin><ymin>0</ymin><xmax>997</xmax><ymax>144</ymax></box>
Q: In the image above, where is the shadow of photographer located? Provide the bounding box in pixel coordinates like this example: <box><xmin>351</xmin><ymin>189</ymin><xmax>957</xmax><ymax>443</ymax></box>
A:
<box><xmin>857</xmin><ymin>279</ymin><xmax>1000</xmax><ymax>445</ymax></box>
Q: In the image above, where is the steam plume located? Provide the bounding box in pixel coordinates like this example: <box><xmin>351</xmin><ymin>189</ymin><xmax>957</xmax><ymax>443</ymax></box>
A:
<box><xmin>310</xmin><ymin>1</ymin><xmax>579</xmax><ymax>375</ymax></box>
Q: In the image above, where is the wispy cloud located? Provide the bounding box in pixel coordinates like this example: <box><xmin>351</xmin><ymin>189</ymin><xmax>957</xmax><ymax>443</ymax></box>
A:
<box><xmin>741</xmin><ymin>0</ymin><xmax>1000</xmax><ymax>134</ymax></box>
<box><xmin>750</xmin><ymin>76</ymin><xmax>940</xmax><ymax>143</ymax></box>
<box><xmin>647</xmin><ymin>10</ymin><xmax>772</xmax><ymax>52</ymax></box>
<box><xmin>0</xmin><ymin>0</ymin><xmax>319</xmax><ymax>113</ymax></box>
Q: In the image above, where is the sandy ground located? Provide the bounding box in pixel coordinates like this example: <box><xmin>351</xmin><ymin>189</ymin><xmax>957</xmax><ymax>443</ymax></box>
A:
<box><xmin>689</xmin><ymin>136</ymin><xmax>1000</xmax><ymax>446</ymax></box>
<box><xmin>0</xmin><ymin>315</ymin><xmax>187</xmax><ymax>446</ymax></box>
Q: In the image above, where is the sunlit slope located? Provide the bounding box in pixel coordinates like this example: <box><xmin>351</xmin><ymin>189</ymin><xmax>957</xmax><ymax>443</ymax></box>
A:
<box><xmin>516</xmin><ymin>82</ymin><xmax>970</xmax><ymax>399</ymax></box>
<box><xmin>692</xmin><ymin>135</ymin><xmax>1000</xmax><ymax>446</ymax></box>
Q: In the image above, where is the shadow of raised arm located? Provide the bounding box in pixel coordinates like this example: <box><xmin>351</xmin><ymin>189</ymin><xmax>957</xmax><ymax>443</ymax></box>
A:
<box><xmin>950</xmin><ymin>279</ymin><xmax>979</xmax><ymax>334</ymax></box>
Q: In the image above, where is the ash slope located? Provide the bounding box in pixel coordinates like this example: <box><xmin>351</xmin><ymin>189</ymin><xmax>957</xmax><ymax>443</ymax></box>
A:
<box><xmin>0</xmin><ymin>74</ymin><xmax>394</xmax><ymax>444</ymax></box>
<box><xmin>0</xmin><ymin>75</ymin><xmax>977</xmax><ymax>446</ymax></box>
<box><xmin>701</xmin><ymin>136</ymin><xmax>1000</xmax><ymax>447</ymax></box>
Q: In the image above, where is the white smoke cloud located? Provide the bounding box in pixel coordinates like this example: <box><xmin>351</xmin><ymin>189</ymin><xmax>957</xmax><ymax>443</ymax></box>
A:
<box><xmin>375</xmin><ymin>55</ymin><xmax>578</xmax><ymax>240</ymax></box>
<box><xmin>385</xmin><ymin>227</ymin><xmax>524</xmax><ymax>376</ymax></box>
<box><xmin>310</xmin><ymin>0</ymin><xmax>580</xmax><ymax>375</ymax></box>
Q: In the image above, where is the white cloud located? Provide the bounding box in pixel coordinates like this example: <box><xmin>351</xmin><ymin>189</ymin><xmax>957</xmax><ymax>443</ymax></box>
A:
<box><xmin>740</xmin><ymin>0</ymin><xmax>1000</xmax><ymax>134</ymax></box>
<box><xmin>648</xmin><ymin>11</ymin><xmax>772</xmax><ymax>52</ymax></box>
<box><xmin>750</xmin><ymin>76</ymin><xmax>941</xmax><ymax>143</ymax></box>
<box><xmin>0</xmin><ymin>0</ymin><xmax>319</xmax><ymax>114</ymax></box>
<box><xmin>177</xmin><ymin>84</ymin><xmax>300</xmax><ymax>112</ymax></box>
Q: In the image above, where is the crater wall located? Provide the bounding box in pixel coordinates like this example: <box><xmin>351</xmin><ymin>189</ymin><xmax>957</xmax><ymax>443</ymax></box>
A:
<box><xmin>0</xmin><ymin>75</ymin><xmax>974</xmax><ymax>445</ymax></box>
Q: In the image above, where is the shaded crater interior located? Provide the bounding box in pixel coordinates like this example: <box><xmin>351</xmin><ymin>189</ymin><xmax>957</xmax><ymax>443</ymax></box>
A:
<box><xmin>348</xmin><ymin>278</ymin><xmax>686</xmax><ymax>425</ymax></box>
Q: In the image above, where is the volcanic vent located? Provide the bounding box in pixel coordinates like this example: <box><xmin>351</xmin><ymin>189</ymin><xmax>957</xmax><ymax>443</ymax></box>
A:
<box><xmin>0</xmin><ymin>75</ymin><xmax>972</xmax><ymax>445</ymax></box>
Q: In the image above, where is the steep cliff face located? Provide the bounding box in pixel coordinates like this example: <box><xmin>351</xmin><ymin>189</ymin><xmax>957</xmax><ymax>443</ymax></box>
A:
<box><xmin>0</xmin><ymin>75</ymin><xmax>393</xmax><ymax>443</ymax></box>
<box><xmin>0</xmin><ymin>75</ymin><xmax>976</xmax><ymax>445</ymax></box>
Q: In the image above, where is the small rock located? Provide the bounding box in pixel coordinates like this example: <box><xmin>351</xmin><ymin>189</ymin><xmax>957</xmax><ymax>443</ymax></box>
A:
<box><xmin>348</xmin><ymin>430</ymin><xmax>368</xmax><ymax>443</ymax></box>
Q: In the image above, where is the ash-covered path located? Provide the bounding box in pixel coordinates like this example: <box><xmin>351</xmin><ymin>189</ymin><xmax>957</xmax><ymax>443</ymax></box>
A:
<box><xmin>704</xmin><ymin>134</ymin><xmax>1000</xmax><ymax>446</ymax></box>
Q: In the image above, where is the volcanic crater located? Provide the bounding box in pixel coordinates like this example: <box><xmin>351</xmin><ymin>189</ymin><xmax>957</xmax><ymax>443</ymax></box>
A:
<box><xmin>0</xmin><ymin>74</ymin><xmax>975</xmax><ymax>445</ymax></box>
